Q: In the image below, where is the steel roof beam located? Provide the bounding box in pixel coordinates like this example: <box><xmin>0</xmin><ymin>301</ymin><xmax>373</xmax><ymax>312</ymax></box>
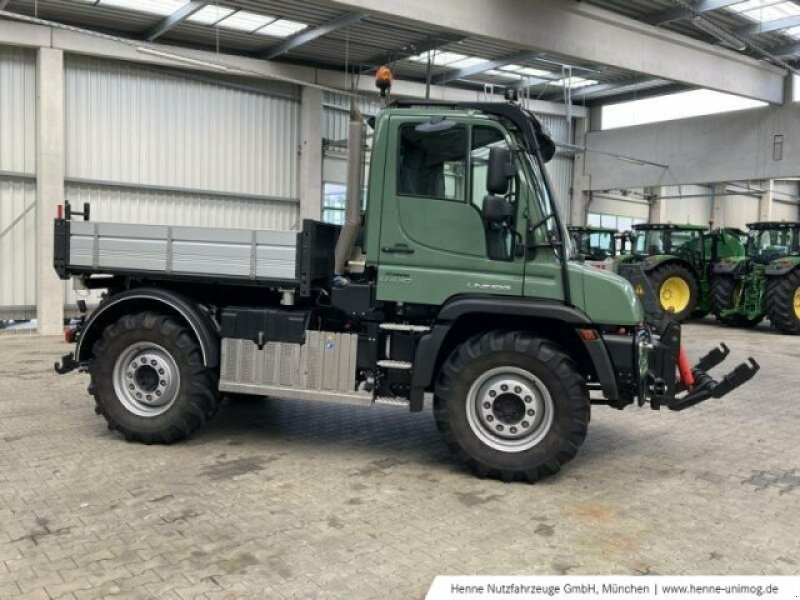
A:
<box><xmin>144</xmin><ymin>1</ymin><xmax>206</xmax><ymax>42</ymax></box>
<box><xmin>325</xmin><ymin>0</ymin><xmax>786</xmax><ymax>103</ymax></box>
<box><xmin>643</xmin><ymin>0</ymin><xmax>743</xmax><ymax>26</ymax></box>
<box><xmin>432</xmin><ymin>50</ymin><xmax>540</xmax><ymax>84</ymax></box>
<box><xmin>257</xmin><ymin>11</ymin><xmax>367</xmax><ymax>60</ymax></box>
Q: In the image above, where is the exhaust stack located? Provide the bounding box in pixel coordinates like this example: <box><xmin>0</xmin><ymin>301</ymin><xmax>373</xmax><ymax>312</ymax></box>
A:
<box><xmin>333</xmin><ymin>104</ymin><xmax>366</xmax><ymax>281</ymax></box>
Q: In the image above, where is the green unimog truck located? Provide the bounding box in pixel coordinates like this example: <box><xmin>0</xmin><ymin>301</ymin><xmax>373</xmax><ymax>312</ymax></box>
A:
<box><xmin>617</xmin><ymin>223</ymin><xmax>746</xmax><ymax>322</ymax></box>
<box><xmin>53</xmin><ymin>99</ymin><xmax>758</xmax><ymax>483</ymax></box>
<box><xmin>712</xmin><ymin>221</ymin><xmax>800</xmax><ymax>333</ymax></box>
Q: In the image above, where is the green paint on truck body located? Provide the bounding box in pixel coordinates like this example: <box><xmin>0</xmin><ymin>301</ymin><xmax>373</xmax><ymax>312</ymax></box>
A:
<box><xmin>364</xmin><ymin>106</ymin><xmax>642</xmax><ymax>326</ymax></box>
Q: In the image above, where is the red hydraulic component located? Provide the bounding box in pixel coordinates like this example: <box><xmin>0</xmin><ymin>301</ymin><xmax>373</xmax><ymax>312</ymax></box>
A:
<box><xmin>64</xmin><ymin>327</ymin><xmax>76</xmax><ymax>344</ymax></box>
<box><xmin>677</xmin><ymin>345</ymin><xmax>695</xmax><ymax>387</ymax></box>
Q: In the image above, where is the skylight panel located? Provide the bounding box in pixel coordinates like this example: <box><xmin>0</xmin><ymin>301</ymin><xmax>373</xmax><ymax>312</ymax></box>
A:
<box><xmin>217</xmin><ymin>10</ymin><xmax>276</xmax><ymax>32</ymax></box>
<box><xmin>408</xmin><ymin>51</ymin><xmax>469</xmax><ymax>66</ymax></box>
<box><xmin>187</xmin><ymin>5</ymin><xmax>235</xmax><ymax>25</ymax></box>
<box><xmin>257</xmin><ymin>19</ymin><xmax>308</xmax><ymax>37</ymax></box>
<box><xmin>553</xmin><ymin>77</ymin><xmax>598</xmax><ymax>88</ymax></box>
<box><xmin>499</xmin><ymin>64</ymin><xmax>522</xmax><ymax>72</ymax></box>
<box><xmin>517</xmin><ymin>67</ymin><xmax>553</xmax><ymax>78</ymax></box>
<box><xmin>98</xmin><ymin>0</ymin><xmax>188</xmax><ymax>16</ymax></box>
<box><xmin>447</xmin><ymin>56</ymin><xmax>488</xmax><ymax>69</ymax></box>
<box><xmin>486</xmin><ymin>69</ymin><xmax>522</xmax><ymax>79</ymax></box>
<box><xmin>728</xmin><ymin>0</ymin><xmax>800</xmax><ymax>23</ymax></box>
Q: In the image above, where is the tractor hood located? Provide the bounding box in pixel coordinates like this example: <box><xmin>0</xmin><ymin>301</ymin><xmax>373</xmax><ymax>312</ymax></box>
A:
<box><xmin>571</xmin><ymin>262</ymin><xmax>644</xmax><ymax>326</ymax></box>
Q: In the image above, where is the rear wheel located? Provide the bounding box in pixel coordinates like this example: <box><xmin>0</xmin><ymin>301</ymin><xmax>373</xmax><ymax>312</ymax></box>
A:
<box><xmin>648</xmin><ymin>263</ymin><xmax>699</xmax><ymax>322</ymax></box>
<box><xmin>711</xmin><ymin>276</ymin><xmax>762</xmax><ymax>327</ymax></box>
<box><xmin>434</xmin><ymin>331</ymin><xmax>589</xmax><ymax>483</ymax></box>
<box><xmin>89</xmin><ymin>311</ymin><xmax>220</xmax><ymax>443</ymax></box>
<box><xmin>766</xmin><ymin>270</ymin><xmax>800</xmax><ymax>334</ymax></box>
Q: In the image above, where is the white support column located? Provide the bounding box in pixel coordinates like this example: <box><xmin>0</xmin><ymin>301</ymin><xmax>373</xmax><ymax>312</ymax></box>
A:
<box><xmin>759</xmin><ymin>179</ymin><xmax>774</xmax><ymax>221</ymax></box>
<box><xmin>646</xmin><ymin>186</ymin><xmax>665</xmax><ymax>223</ymax></box>
<box><xmin>36</xmin><ymin>47</ymin><xmax>65</xmax><ymax>335</ymax></box>
<box><xmin>299</xmin><ymin>86</ymin><xmax>323</xmax><ymax>223</ymax></box>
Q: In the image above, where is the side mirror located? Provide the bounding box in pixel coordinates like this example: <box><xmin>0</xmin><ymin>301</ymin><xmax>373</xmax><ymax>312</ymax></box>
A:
<box><xmin>482</xmin><ymin>195</ymin><xmax>513</xmax><ymax>222</ymax></box>
<box><xmin>486</xmin><ymin>146</ymin><xmax>515</xmax><ymax>195</ymax></box>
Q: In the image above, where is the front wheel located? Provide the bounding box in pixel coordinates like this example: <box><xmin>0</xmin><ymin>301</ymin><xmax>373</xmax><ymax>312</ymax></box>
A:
<box><xmin>89</xmin><ymin>311</ymin><xmax>220</xmax><ymax>443</ymax></box>
<box><xmin>648</xmin><ymin>264</ymin><xmax>699</xmax><ymax>322</ymax></box>
<box><xmin>434</xmin><ymin>331</ymin><xmax>589</xmax><ymax>483</ymax></box>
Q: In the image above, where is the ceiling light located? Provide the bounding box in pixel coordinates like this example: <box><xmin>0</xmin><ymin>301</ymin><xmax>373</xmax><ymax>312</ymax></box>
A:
<box><xmin>257</xmin><ymin>18</ymin><xmax>308</xmax><ymax>37</ymax></box>
<box><xmin>187</xmin><ymin>5</ymin><xmax>234</xmax><ymax>25</ymax></box>
<box><xmin>692</xmin><ymin>15</ymin><xmax>747</xmax><ymax>50</ymax></box>
<box><xmin>98</xmin><ymin>0</ymin><xmax>188</xmax><ymax>16</ymax></box>
<box><xmin>217</xmin><ymin>10</ymin><xmax>276</xmax><ymax>32</ymax></box>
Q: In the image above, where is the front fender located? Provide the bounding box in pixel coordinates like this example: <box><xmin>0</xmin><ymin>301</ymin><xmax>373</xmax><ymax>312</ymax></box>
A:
<box><xmin>766</xmin><ymin>258</ymin><xmax>800</xmax><ymax>276</ymax></box>
<box><xmin>714</xmin><ymin>258</ymin><xmax>745</xmax><ymax>275</ymax></box>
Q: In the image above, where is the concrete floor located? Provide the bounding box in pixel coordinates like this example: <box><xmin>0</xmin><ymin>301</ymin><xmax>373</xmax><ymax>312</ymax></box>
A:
<box><xmin>0</xmin><ymin>321</ymin><xmax>798</xmax><ymax>599</ymax></box>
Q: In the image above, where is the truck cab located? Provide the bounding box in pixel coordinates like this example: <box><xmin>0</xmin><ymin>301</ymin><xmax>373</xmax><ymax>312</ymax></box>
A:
<box><xmin>54</xmin><ymin>99</ymin><xmax>758</xmax><ymax>483</ymax></box>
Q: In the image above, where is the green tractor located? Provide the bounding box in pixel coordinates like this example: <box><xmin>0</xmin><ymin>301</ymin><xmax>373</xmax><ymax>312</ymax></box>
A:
<box><xmin>568</xmin><ymin>225</ymin><xmax>617</xmax><ymax>270</ymax></box>
<box><xmin>618</xmin><ymin>223</ymin><xmax>746</xmax><ymax>322</ymax></box>
<box><xmin>712</xmin><ymin>221</ymin><xmax>800</xmax><ymax>333</ymax></box>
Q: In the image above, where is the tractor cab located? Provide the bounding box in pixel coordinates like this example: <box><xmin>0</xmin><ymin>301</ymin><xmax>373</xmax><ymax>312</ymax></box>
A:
<box><xmin>568</xmin><ymin>225</ymin><xmax>617</xmax><ymax>270</ymax></box>
<box><xmin>745</xmin><ymin>222</ymin><xmax>800</xmax><ymax>265</ymax></box>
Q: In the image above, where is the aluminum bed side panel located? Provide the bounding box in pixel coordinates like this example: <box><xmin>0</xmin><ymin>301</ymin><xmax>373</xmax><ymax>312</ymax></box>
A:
<box><xmin>68</xmin><ymin>221</ymin><xmax>298</xmax><ymax>282</ymax></box>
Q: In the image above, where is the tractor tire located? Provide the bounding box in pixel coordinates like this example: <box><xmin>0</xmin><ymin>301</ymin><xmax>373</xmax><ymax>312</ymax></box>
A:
<box><xmin>89</xmin><ymin>311</ymin><xmax>220</xmax><ymax>444</ymax></box>
<box><xmin>434</xmin><ymin>331</ymin><xmax>589</xmax><ymax>483</ymax></box>
<box><xmin>766</xmin><ymin>269</ymin><xmax>800</xmax><ymax>334</ymax></box>
<box><xmin>648</xmin><ymin>263</ymin><xmax>699</xmax><ymax>322</ymax></box>
<box><xmin>711</xmin><ymin>276</ymin><xmax>762</xmax><ymax>328</ymax></box>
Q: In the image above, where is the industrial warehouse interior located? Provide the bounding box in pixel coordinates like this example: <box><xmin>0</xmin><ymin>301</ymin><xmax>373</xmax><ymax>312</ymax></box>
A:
<box><xmin>1</xmin><ymin>0</ymin><xmax>799</xmax><ymax>598</ymax></box>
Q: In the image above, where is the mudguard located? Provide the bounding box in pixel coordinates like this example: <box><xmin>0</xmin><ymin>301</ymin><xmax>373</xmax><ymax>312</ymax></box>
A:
<box><xmin>765</xmin><ymin>257</ymin><xmax>800</xmax><ymax>276</ymax></box>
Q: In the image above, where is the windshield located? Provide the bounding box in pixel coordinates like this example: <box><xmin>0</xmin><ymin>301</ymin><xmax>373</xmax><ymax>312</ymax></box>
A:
<box><xmin>747</xmin><ymin>228</ymin><xmax>800</xmax><ymax>263</ymax></box>
<box><xmin>634</xmin><ymin>229</ymin><xmax>666</xmax><ymax>255</ymax></box>
<box><xmin>509</xmin><ymin>126</ymin><xmax>568</xmax><ymax>251</ymax></box>
<box><xmin>572</xmin><ymin>231</ymin><xmax>614</xmax><ymax>261</ymax></box>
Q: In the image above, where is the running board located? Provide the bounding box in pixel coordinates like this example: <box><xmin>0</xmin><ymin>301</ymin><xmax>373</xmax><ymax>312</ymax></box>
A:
<box><xmin>219</xmin><ymin>381</ymin><xmax>374</xmax><ymax>407</ymax></box>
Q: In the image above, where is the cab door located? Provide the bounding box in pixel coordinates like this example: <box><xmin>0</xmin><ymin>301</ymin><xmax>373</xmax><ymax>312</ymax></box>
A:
<box><xmin>376</xmin><ymin>117</ymin><xmax>525</xmax><ymax>305</ymax></box>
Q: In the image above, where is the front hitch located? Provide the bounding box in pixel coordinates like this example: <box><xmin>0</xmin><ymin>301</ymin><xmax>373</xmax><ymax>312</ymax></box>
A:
<box><xmin>643</xmin><ymin>321</ymin><xmax>759</xmax><ymax>411</ymax></box>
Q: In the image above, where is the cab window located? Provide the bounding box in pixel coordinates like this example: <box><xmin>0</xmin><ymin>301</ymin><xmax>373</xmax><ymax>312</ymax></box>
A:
<box><xmin>397</xmin><ymin>124</ymin><xmax>468</xmax><ymax>201</ymax></box>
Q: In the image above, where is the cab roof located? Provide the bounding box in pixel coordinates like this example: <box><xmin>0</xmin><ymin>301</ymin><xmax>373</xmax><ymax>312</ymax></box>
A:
<box><xmin>633</xmin><ymin>223</ymin><xmax>707</xmax><ymax>232</ymax></box>
<box><xmin>746</xmin><ymin>221</ymin><xmax>800</xmax><ymax>229</ymax></box>
<box><xmin>568</xmin><ymin>226</ymin><xmax>616</xmax><ymax>233</ymax></box>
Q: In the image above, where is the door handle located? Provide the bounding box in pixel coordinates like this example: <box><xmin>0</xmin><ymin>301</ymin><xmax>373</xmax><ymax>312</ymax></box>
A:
<box><xmin>382</xmin><ymin>243</ymin><xmax>415</xmax><ymax>255</ymax></box>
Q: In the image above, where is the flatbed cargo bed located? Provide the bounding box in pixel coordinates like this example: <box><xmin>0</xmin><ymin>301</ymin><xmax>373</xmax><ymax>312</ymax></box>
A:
<box><xmin>58</xmin><ymin>220</ymin><xmax>300</xmax><ymax>285</ymax></box>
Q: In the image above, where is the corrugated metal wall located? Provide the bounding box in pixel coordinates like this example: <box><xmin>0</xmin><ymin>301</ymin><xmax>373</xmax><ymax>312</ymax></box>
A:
<box><xmin>65</xmin><ymin>55</ymin><xmax>301</xmax><ymax>199</ymax></box>
<box><xmin>539</xmin><ymin>114</ymin><xmax>572</xmax><ymax>218</ymax></box>
<box><xmin>661</xmin><ymin>184</ymin><xmax>713</xmax><ymax>225</ymax></box>
<box><xmin>773</xmin><ymin>180</ymin><xmax>799</xmax><ymax>221</ymax></box>
<box><xmin>590</xmin><ymin>191</ymin><xmax>650</xmax><ymax>220</ymax></box>
<box><xmin>61</xmin><ymin>56</ymin><xmax>303</xmax><ymax>310</ymax></box>
<box><xmin>716</xmin><ymin>184</ymin><xmax>760</xmax><ymax>229</ymax></box>
<box><xmin>0</xmin><ymin>47</ymin><xmax>37</xmax><ymax>319</ymax></box>
<box><xmin>0</xmin><ymin>179</ymin><xmax>36</xmax><ymax>318</ymax></box>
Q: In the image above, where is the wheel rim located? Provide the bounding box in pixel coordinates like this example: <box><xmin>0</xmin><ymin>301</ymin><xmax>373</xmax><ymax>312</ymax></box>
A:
<box><xmin>113</xmin><ymin>342</ymin><xmax>180</xmax><ymax>417</ymax></box>
<box><xmin>466</xmin><ymin>366</ymin><xmax>554</xmax><ymax>453</ymax></box>
<box><xmin>794</xmin><ymin>287</ymin><xmax>800</xmax><ymax>320</ymax></box>
<box><xmin>659</xmin><ymin>276</ymin><xmax>691</xmax><ymax>313</ymax></box>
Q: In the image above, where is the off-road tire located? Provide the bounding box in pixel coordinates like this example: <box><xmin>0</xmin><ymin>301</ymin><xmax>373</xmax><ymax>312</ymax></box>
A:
<box><xmin>766</xmin><ymin>269</ymin><xmax>800</xmax><ymax>334</ymax></box>
<box><xmin>89</xmin><ymin>311</ymin><xmax>220</xmax><ymax>443</ymax></box>
<box><xmin>711</xmin><ymin>276</ymin><xmax>762</xmax><ymax>328</ymax></box>
<box><xmin>647</xmin><ymin>263</ymin><xmax>699</xmax><ymax>322</ymax></box>
<box><xmin>434</xmin><ymin>331</ymin><xmax>589</xmax><ymax>483</ymax></box>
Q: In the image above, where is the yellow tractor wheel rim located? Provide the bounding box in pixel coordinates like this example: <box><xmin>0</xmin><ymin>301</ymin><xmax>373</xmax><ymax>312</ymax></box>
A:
<box><xmin>659</xmin><ymin>276</ymin><xmax>691</xmax><ymax>314</ymax></box>
<box><xmin>794</xmin><ymin>287</ymin><xmax>800</xmax><ymax>320</ymax></box>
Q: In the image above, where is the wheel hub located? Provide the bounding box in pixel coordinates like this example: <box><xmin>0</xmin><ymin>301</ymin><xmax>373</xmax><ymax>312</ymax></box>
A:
<box><xmin>113</xmin><ymin>342</ymin><xmax>180</xmax><ymax>417</ymax></box>
<box><xmin>467</xmin><ymin>367</ymin><xmax>554</xmax><ymax>452</ymax></box>
<box><xmin>660</xmin><ymin>276</ymin><xmax>691</xmax><ymax>313</ymax></box>
<box><xmin>794</xmin><ymin>287</ymin><xmax>800</xmax><ymax>320</ymax></box>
